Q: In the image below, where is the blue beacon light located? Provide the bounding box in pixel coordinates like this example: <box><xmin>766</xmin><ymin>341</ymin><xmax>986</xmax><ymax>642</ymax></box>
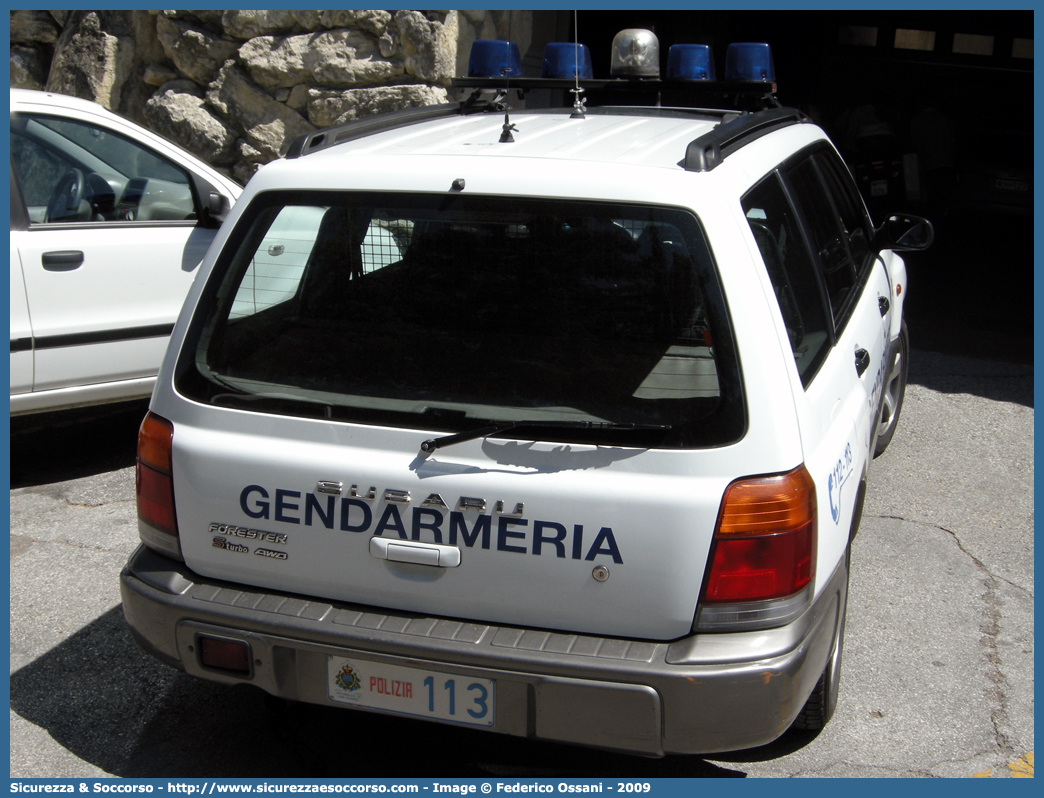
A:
<box><xmin>542</xmin><ymin>42</ymin><xmax>594</xmax><ymax>79</ymax></box>
<box><xmin>724</xmin><ymin>42</ymin><xmax>776</xmax><ymax>82</ymax></box>
<box><xmin>666</xmin><ymin>44</ymin><xmax>717</xmax><ymax>81</ymax></box>
<box><xmin>468</xmin><ymin>40</ymin><xmax>523</xmax><ymax>78</ymax></box>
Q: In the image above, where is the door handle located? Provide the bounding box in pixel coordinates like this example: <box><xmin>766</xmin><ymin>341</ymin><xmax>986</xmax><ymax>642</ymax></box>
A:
<box><xmin>369</xmin><ymin>537</ymin><xmax>461</xmax><ymax>568</ymax></box>
<box><xmin>855</xmin><ymin>348</ymin><xmax>871</xmax><ymax>376</ymax></box>
<box><xmin>878</xmin><ymin>295</ymin><xmax>890</xmax><ymax>316</ymax></box>
<box><xmin>42</xmin><ymin>250</ymin><xmax>84</xmax><ymax>271</ymax></box>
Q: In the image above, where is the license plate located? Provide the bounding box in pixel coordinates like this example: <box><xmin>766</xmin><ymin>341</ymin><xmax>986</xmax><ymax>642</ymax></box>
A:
<box><xmin>871</xmin><ymin>180</ymin><xmax>889</xmax><ymax>196</ymax></box>
<box><xmin>995</xmin><ymin>178</ymin><xmax>1029</xmax><ymax>193</ymax></box>
<box><xmin>327</xmin><ymin>656</ymin><xmax>495</xmax><ymax>727</ymax></box>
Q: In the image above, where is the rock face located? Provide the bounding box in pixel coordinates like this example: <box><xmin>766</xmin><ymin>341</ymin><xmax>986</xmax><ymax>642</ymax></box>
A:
<box><xmin>206</xmin><ymin>62</ymin><xmax>319</xmax><ymax>180</ymax></box>
<box><xmin>156</xmin><ymin>14</ymin><xmax>239</xmax><ymax>86</ymax></box>
<box><xmin>306</xmin><ymin>85</ymin><xmax>452</xmax><ymax>128</ymax></box>
<box><xmin>238</xmin><ymin>30</ymin><xmax>405</xmax><ymax>90</ymax></box>
<box><xmin>46</xmin><ymin>11</ymin><xmax>134</xmax><ymax>112</ymax></box>
<box><xmin>143</xmin><ymin>81</ymin><xmax>238</xmax><ymax>166</ymax></box>
<box><xmin>9</xmin><ymin>9</ymin><xmax>537</xmax><ymax>182</ymax></box>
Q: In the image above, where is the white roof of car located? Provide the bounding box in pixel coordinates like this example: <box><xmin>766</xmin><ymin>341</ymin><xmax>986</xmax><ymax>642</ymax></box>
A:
<box><xmin>12</xmin><ymin>87</ymin><xmax>126</xmax><ymax>117</ymax></box>
<box><xmin>243</xmin><ymin>104</ymin><xmax>826</xmax><ymax>211</ymax></box>
<box><xmin>305</xmin><ymin>108</ymin><xmax>725</xmax><ymax>172</ymax></box>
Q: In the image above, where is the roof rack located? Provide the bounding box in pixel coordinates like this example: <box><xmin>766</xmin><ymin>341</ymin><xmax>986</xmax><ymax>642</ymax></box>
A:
<box><xmin>283</xmin><ymin>88</ymin><xmax>806</xmax><ymax>174</ymax></box>
<box><xmin>285</xmin><ymin>87</ymin><xmax>546</xmax><ymax>159</ymax></box>
<box><xmin>683</xmin><ymin>106</ymin><xmax>809</xmax><ymax>172</ymax></box>
<box><xmin>285</xmin><ymin>103</ymin><xmax>462</xmax><ymax>159</ymax></box>
<box><xmin>287</xmin><ymin>101</ymin><xmax>490</xmax><ymax>159</ymax></box>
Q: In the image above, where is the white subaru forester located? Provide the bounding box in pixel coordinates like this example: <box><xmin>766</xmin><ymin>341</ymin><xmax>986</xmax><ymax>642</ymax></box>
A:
<box><xmin>121</xmin><ymin>35</ymin><xmax>932</xmax><ymax>756</ymax></box>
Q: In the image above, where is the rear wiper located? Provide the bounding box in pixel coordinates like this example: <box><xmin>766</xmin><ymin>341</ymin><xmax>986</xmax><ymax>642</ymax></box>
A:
<box><xmin>420</xmin><ymin>420</ymin><xmax>672</xmax><ymax>453</ymax></box>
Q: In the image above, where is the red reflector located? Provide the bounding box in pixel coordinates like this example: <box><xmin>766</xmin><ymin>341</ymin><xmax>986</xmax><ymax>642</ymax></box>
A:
<box><xmin>137</xmin><ymin>462</ymin><xmax>177</xmax><ymax>534</ymax></box>
<box><xmin>199</xmin><ymin>636</ymin><xmax>251</xmax><ymax>674</ymax></box>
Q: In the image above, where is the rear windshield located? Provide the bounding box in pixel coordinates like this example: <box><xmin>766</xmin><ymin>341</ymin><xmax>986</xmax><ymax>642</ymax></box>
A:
<box><xmin>177</xmin><ymin>191</ymin><xmax>744</xmax><ymax>448</ymax></box>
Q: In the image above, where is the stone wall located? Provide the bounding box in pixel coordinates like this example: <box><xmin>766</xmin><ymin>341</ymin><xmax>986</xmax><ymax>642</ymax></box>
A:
<box><xmin>10</xmin><ymin>10</ymin><xmax>536</xmax><ymax>182</ymax></box>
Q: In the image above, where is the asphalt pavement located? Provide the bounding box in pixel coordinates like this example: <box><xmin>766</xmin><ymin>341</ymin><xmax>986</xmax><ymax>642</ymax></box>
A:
<box><xmin>8</xmin><ymin>348</ymin><xmax>1034</xmax><ymax>778</ymax></box>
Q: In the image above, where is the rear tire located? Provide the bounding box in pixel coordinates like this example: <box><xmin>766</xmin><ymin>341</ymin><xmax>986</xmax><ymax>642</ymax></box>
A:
<box><xmin>792</xmin><ymin>560</ymin><xmax>848</xmax><ymax>731</ymax></box>
<box><xmin>873</xmin><ymin>319</ymin><xmax>909</xmax><ymax>457</ymax></box>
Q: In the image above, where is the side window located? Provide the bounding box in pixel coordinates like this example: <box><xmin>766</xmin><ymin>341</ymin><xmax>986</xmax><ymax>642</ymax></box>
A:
<box><xmin>230</xmin><ymin>205</ymin><xmax>326</xmax><ymax>319</ymax></box>
<box><xmin>228</xmin><ymin>207</ymin><xmax>415</xmax><ymax>321</ymax></box>
<box><xmin>743</xmin><ymin>173</ymin><xmax>832</xmax><ymax>386</ymax></box>
<box><xmin>11</xmin><ymin>113</ymin><xmax>195</xmax><ymax>225</ymax></box>
<box><xmin>785</xmin><ymin>156</ymin><xmax>859</xmax><ymax>322</ymax></box>
<box><xmin>11</xmin><ymin>133</ymin><xmax>68</xmax><ymax>209</ymax></box>
<box><xmin>815</xmin><ymin>150</ymin><xmax>872</xmax><ymax>270</ymax></box>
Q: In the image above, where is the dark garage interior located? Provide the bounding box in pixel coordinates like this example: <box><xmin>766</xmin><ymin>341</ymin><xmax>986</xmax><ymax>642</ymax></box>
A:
<box><xmin>548</xmin><ymin>10</ymin><xmax>1034</xmax><ymax>364</ymax></box>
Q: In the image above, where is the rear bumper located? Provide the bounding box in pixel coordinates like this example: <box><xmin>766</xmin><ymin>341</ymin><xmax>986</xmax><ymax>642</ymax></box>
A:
<box><xmin>120</xmin><ymin>544</ymin><xmax>846</xmax><ymax>756</ymax></box>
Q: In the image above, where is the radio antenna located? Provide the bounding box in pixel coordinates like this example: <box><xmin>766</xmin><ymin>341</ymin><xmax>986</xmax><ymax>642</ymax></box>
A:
<box><xmin>570</xmin><ymin>10</ymin><xmax>587</xmax><ymax>119</ymax></box>
<box><xmin>499</xmin><ymin>64</ymin><xmax>517</xmax><ymax>142</ymax></box>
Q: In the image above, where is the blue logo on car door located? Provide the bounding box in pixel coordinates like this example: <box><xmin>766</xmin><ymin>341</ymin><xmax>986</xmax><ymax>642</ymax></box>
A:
<box><xmin>828</xmin><ymin>443</ymin><xmax>854</xmax><ymax>524</ymax></box>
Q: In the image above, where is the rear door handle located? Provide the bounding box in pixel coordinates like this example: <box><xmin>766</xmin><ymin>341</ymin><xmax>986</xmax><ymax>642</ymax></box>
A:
<box><xmin>42</xmin><ymin>251</ymin><xmax>84</xmax><ymax>271</ymax></box>
<box><xmin>855</xmin><ymin>348</ymin><xmax>871</xmax><ymax>376</ymax></box>
<box><xmin>369</xmin><ymin>537</ymin><xmax>461</xmax><ymax>568</ymax></box>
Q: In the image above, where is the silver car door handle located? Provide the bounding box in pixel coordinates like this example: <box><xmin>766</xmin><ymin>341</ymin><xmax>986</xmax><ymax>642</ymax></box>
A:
<box><xmin>369</xmin><ymin>537</ymin><xmax>461</xmax><ymax>568</ymax></box>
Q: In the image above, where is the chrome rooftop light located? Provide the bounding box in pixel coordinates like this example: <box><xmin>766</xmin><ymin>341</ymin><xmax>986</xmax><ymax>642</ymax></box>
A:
<box><xmin>610</xmin><ymin>29</ymin><xmax>660</xmax><ymax>78</ymax></box>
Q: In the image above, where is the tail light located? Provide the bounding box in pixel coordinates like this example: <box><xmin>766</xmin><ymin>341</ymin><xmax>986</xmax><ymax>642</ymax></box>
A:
<box><xmin>136</xmin><ymin>412</ymin><xmax>183</xmax><ymax>560</ymax></box>
<box><xmin>695</xmin><ymin>465</ymin><xmax>816</xmax><ymax>631</ymax></box>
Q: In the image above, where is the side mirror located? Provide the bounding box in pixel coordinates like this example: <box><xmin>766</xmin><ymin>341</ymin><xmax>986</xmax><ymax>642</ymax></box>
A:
<box><xmin>192</xmin><ymin>174</ymin><xmax>233</xmax><ymax>229</ymax></box>
<box><xmin>874</xmin><ymin>214</ymin><xmax>934</xmax><ymax>252</ymax></box>
<box><xmin>204</xmin><ymin>191</ymin><xmax>231</xmax><ymax>227</ymax></box>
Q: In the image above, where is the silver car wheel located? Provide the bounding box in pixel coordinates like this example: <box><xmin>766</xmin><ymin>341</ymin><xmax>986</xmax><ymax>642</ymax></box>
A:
<box><xmin>873</xmin><ymin>320</ymin><xmax>909</xmax><ymax>457</ymax></box>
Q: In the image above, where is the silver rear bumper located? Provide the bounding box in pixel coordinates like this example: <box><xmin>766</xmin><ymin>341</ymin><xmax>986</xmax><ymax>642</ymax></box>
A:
<box><xmin>120</xmin><ymin>544</ymin><xmax>846</xmax><ymax>756</ymax></box>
